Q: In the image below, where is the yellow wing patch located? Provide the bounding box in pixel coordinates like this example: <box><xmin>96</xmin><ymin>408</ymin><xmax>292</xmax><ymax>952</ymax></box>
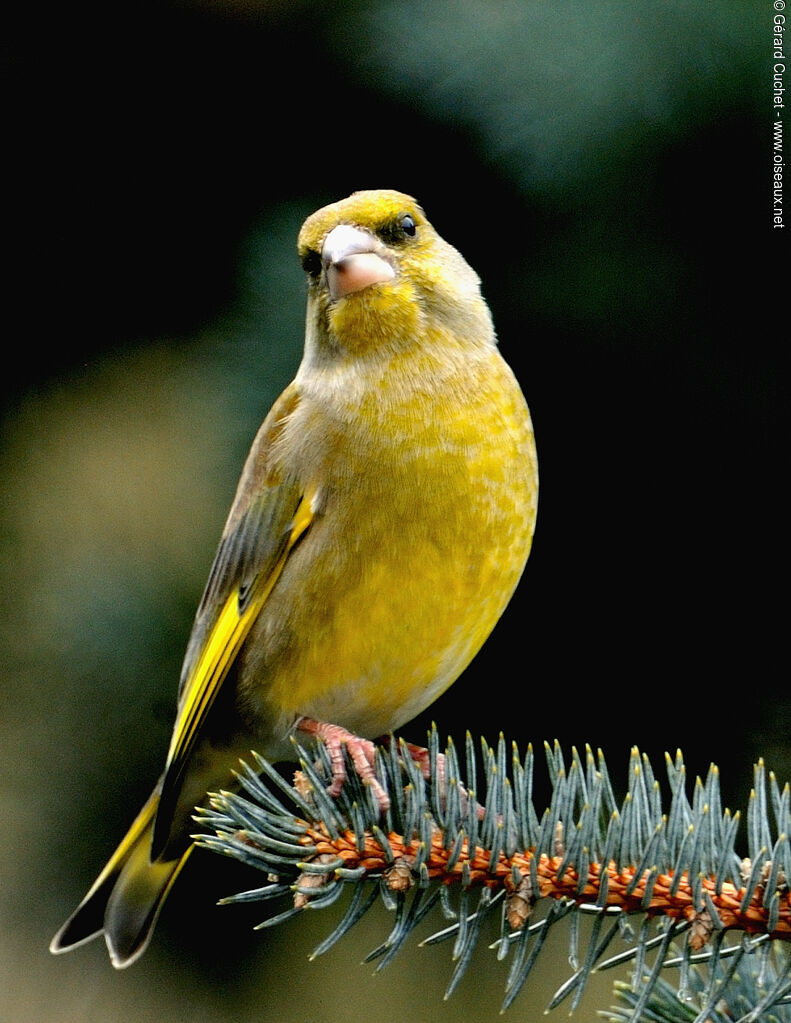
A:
<box><xmin>164</xmin><ymin>584</ymin><xmax>266</xmax><ymax>774</ymax></box>
<box><xmin>152</xmin><ymin>492</ymin><xmax>314</xmax><ymax>856</ymax></box>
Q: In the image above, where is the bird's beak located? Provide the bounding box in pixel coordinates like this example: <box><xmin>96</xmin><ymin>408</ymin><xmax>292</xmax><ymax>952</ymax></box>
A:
<box><xmin>322</xmin><ymin>225</ymin><xmax>396</xmax><ymax>301</ymax></box>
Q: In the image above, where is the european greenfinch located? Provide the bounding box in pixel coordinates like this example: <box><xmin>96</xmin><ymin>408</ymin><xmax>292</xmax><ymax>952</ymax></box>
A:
<box><xmin>50</xmin><ymin>189</ymin><xmax>538</xmax><ymax>968</ymax></box>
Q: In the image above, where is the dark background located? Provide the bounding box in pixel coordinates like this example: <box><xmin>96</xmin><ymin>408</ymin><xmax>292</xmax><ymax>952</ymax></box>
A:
<box><xmin>2</xmin><ymin>2</ymin><xmax>783</xmax><ymax>1020</ymax></box>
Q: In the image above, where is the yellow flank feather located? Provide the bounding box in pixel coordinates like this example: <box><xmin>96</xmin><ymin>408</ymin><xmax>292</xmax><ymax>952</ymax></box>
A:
<box><xmin>51</xmin><ymin>189</ymin><xmax>538</xmax><ymax>967</ymax></box>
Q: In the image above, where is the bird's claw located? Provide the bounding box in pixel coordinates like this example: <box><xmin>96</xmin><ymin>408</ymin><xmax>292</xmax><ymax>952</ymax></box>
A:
<box><xmin>296</xmin><ymin>717</ymin><xmax>391</xmax><ymax>813</ymax></box>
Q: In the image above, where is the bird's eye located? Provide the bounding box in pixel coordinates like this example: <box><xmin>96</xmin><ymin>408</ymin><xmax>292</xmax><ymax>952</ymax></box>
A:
<box><xmin>400</xmin><ymin>214</ymin><xmax>417</xmax><ymax>237</ymax></box>
<box><xmin>301</xmin><ymin>249</ymin><xmax>322</xmax><ymax>278</ymax></box>
<box><xmin>378</xmin><ymin>214</ymin><xmax>418</xmax><ymax>246</ymax></box>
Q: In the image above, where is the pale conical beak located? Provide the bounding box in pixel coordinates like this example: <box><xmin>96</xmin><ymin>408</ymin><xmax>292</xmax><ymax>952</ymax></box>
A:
<box><xmin>322</xmin><ymin>224</ymin><xmax>396</xmax><ymax>301</ymax></box>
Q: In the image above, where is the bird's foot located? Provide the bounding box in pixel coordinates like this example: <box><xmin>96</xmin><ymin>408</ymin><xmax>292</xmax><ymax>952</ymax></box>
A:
<box><xmin>390</xmin><ymin>738</ymin><xmax>445</xmax><ymax>786</ymax></box>
<box><xmin>295</xmin><ymin>717</ymin><xmax>391</xmax><ymax>813</ymax></box>
<box><xmin>381</xmin><ymin>737</ymin><xmax>486</xmax><ymax>821</ymax></box>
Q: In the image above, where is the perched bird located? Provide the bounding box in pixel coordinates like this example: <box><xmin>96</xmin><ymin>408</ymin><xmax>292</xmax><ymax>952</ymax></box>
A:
<box><xmin>50</xmin><ymin>189</ymin><xmax>538</xmax><ymax>968</ymax></box>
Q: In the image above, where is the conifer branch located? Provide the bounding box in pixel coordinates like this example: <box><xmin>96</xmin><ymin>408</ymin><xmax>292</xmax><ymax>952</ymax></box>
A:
<box><xmin>193</xmin><ymin>730</ymin><xmax>791</xmax><ymax>1020</ymax></box>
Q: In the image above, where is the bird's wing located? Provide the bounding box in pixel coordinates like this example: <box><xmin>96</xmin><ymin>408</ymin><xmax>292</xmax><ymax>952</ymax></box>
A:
<box><xmin>152</xmin><ymin>385</ymin><xmax>313</xmax><ymax>857</ymax></box>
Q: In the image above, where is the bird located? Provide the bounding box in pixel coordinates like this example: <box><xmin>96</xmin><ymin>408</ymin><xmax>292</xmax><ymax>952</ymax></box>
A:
<box><xmin>49</xmin><ymin>188</ymin><xmax>538</xmax><ymax>968</ymax></box>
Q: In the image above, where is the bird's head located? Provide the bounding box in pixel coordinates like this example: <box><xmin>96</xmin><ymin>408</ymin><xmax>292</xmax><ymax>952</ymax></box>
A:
<box><xmin>296</xmin><ymin>190</ymin><xmax>493</xmax><ymax>365</ymax></box>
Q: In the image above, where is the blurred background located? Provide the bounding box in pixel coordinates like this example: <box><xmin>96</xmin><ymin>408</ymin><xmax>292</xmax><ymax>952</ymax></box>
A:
<box><xmin>2</xmin><ymin>1</ymin><xmax>781</xmax><ymax>1020</ymax></box>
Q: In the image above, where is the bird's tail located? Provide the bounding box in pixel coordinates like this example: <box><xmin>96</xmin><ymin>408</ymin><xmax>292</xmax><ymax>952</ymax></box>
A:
<box><xmin>49</xmin><ymin>789</ymin><xmax>192</xmax><ymax>968</ymax></box>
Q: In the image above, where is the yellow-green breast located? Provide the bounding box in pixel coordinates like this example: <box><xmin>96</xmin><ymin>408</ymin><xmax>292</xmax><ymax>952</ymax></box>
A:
<box><xmin>239</xmin><ymin>322</ymin><xmax>537</xmax><ymax>747</ymax></box>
